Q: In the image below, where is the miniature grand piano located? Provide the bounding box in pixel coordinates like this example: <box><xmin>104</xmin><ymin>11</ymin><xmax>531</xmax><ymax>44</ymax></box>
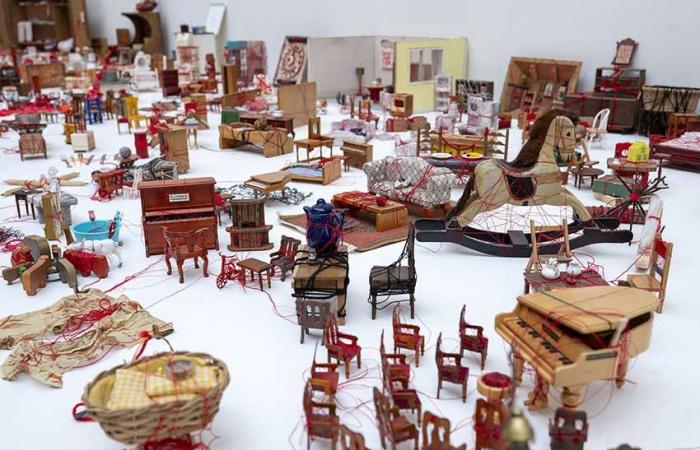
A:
<box><xmin>495</xmin><ymin>285</ymin><xmax>659</xmax><ymax>409</ymax></box>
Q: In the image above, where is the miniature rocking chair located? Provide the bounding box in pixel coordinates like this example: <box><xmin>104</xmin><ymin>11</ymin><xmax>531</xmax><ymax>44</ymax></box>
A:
<box><xmin>392</xmin><ymin>305</ymin><xmax>425</xmax><ymax>367</ymax></box>
<box><xmin>369</xmin><ymin>223</ymin><xmax>417</xmax><ymax>319</ymax></box>
<box><xmin>323</xmin><ymin>315</ymin><xmax>361</xmax><ymax>378</ymax></box>
<box><xmin>270</xmin><ymin>235</ymin><xmax>301</xmax><ymax>281</ymax></box>
<box><xmin>459</xmin><ymin>305</ymin><xmax>488</xmax><ymax>370</ymax></box>
<box><xmin>162</xmin><ymin>227</ymin><xmax>210</xmax><ymax>284</ymax></box>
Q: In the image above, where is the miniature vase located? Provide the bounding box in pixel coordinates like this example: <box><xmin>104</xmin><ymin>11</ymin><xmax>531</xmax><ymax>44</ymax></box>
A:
<box><xmin>303</xmin><ymin>199</ymin><xmax>344</xmax><ymax>257</ymax></box>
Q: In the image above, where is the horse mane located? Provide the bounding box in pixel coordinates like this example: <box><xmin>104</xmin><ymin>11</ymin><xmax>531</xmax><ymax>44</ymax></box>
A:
<box><xmin>509</xmin><ymin>109</ymin><xmax>579</xmax><ymax>169</ymax></box>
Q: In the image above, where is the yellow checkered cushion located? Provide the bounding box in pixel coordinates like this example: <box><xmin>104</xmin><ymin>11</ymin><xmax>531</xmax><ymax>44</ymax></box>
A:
<box><xmin>146</xmin><ymin>365</ymin><xmax>219</xmax><ymax>399</ymax></box>
<box><xmin>107</xmin><ymin>369</ymin><xmax>154</xmax><ymax>410</ymax></box>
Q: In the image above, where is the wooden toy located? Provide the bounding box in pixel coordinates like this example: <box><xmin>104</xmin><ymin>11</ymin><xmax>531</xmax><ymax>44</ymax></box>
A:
<box><xmin>163</xmin><ymin>227</ymin><xmax>209</xmax><ymax>284</ymax></box>
<box><xmin>162</xmin><ymin>69</ymin><xmax>181</xmax><ymax>97</ymax></box>
<box><xmin>239</xmin><ymin>113</ymin><xmax>295</xmax><ymax>138</ymax></box>
<box><xmin>226</xmin><ymin>198</ymin><xmax>273</xmax><ymax>251</ymax></box>
<box><xmin>296</xmin><ymin>298</ymin><xmax>336</xmax><ymax>344</ymax></box>
<box><xmin>435</xmin><ymin>332</ymin><xmax>469</xmax><ymax>403</ymax></box>
<box><xmin>380</xmin><ymin>330</ymin><xmax>411</xmax><ymax>390</ymax></box>
<box><xmin>549</xmin><ymin>408</ymin><xmax>588</xmax><ymax>450</ymax></box>
<box><xmin>459</xmin><ymin>305</ymin><xmax>489</xmax><ymax>370</ymax></box>
<box><xmin>423</xmin><ymin>411</ymin><xmax>466</xmax><ymax>450</ymax></box>
<box><xmin>9</xmin><ymin>121</ymin><xmax>47</xmax><ymax>160</ymax></box>
<box><xmin>139</xmin><ymin>178</ymin><xmax>219</xmax><ymax>256</ymax></box>
<box><xmin>626</xmin><ymin>233</ymin><xmax>672</xmax><ymax>313</ymax></box>
<box><xmin>333</xmin><ymin>191</ymin><xmax>408</xmax><ymax>233</ymax></box>
<box><xmin>122</xmin><ymin>10</ymin><xmax>164</xmax><ymax>55</ymax></box>
<box><xmin>63</xmin><ymin>250</ymin><xmax>110</xmax><ymax>279</ymax></box>
<box><xmin>340</xmin><ymin>141</ymin><xmax>373</xmax><ymax>169</ymax></box>
<box><xmin>495</xmin><ymin>286</ymin><xmax>660</xmax><ymax>409</ymax></box>
<box><xmin>158</xmin><ymin>125</ymin><xmax>190</xmax><ymax>173</ymax></box>
<box><xmin>368</xmin><ymin>223</ymin><xmax>416</xmax><ymax>319</ymax></box>
<box><xmin>292</xmin><ymin>245</ymin><xmax>350</xmax><ymax>320</ymax></box>
<box><xmin>71</xmin><ymin>131</ymin><xmax>96</xmax><ymax>152</ymax></box>
<box><xmin>295</xmin><ymin>117</ymin><xmax>335</xmax><ymax>162</ymax></box>
<box><xmin>474</xmin><ymin>372</ymin><xmax>511</xmax><ymax>450</ymax></box>
<box><xmin>303</xmin><ymin>380</ymin><xmax>339</xmax><ymax>449</ymax></box>
<box><xmin>285</xmin><ymin>158</ymin><xmax>342</xmax><ymax>185</ymax></box>
<box><xmin>67</xmin><ymin>239</ymin><xmax>123</xmax><ymax>268</ymax></box>
<box><xmin>92</xmin><ymin>169</ymin><xmax>126</xmax><ymax>200</ymax></box>
<box><xmin>310</xmin><ymin>345</ymin><xmax>340</xmax><ymax>395</ymax></box>
<box><xmin>243</xmin><ymin>170</ymin><xmax>292</xmax><ymax>200</ymax></box>
<box><xmin>392</xmin><ymin>305</ymin><xmax>424</xmax><ymax>367</ymax></box>
<box><xmin>323</xmin><ymin>315</ymin><xmax>361</xmax><ymax>378</ymax></box>
<box><xmin>373</xmin><ymin>387</ymin><xmax>419</xmax><ymax>450</ymax></box>
<box><xmin>350</xmin><ymin>97</ymin><xmax>379</xmax><ymax>126</ymax></box>
<box><xmin>340</xmin><ymin>425</ymin><xmax>368</xmax><ymax>450</ymax></box>
<box><xmin>237</xmin><ymin>258</ymin><xmax>272</xmax><ymax>291</ymax></box>
<box><xmin>391</xmin><ymin>94</ymin><xmax>414</xmax><ymax>117</ymax></box>
<box><xmin>269</xmin><ymin>235</ymin><xmax>301</xmax><ymax>281</ymax></box>
<box><xmin>219</xmin><ymin>122</ymin><xmax>293</xmax><ymax>158</ymax></box>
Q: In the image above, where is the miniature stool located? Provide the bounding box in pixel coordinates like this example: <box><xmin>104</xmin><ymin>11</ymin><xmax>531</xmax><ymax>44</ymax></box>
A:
<box><xmin>238</xmin><ymin>258</ymin><xmax>272</xmax><ymax>291</ymax></box>
<box><xmin>13</xmin><ymin>188</ymin><xmax>39</xmax><ymax>219</ymax></box>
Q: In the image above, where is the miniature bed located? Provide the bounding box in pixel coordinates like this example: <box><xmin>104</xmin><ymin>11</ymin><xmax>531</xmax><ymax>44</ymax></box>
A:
<box><xmin>285</xmin><ymin>157</ymin><xmax>341</xmax><ymax>185</ymax></box>
<box><xmin>654</xmin><ymin>132</ymin><xmax>700</xmax><ymax>170</ymax></box>
<box><xmin>219</xmin><ymin>123</ymin><xmax>294</xmax><ymax>157</ymax></box>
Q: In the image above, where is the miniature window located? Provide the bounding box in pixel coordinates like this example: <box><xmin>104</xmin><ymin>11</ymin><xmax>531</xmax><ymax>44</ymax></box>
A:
<box><xmin>409</xmin><ymin>48</ymin><xmax>443</xmax><ymax>83</ymax></box>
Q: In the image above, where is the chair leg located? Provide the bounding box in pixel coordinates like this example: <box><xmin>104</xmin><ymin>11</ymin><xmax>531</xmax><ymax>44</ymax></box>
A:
<box><xmin>165</xmin><ymin>256</ymin><xmax>172</xmax><ymax>276</ymax></box>
<box><xmin>344</xmin><ymin>360</ymin><xmax>350</xmax><ymax>378</ymax></box>
<box><xmin>410</xmin><ymin>294</ymin><xmax>415</xmax><ymax>318</ymax></box>
<box><xmin>357</xmin><ymin>350</ymin><xmax>361</xmax><ymax>369</ymax></box>
<box><xmin>300</xmin><ymin>326</ymin><xmax>304</xmax><ymax>344</ymax></box>
<box><xmin>371</xmin><ymin>295</ymin><xmax>377</xmax><ymax>320</ymax></box>
<box><xmin>462</xmin><ymin>380</ymin><xmax>467</xmax><ymax>403</ymax></box>
<box><xmin>194</xmin><ymin>256</ymin><xmax>199</xmax><ymax>269</ymax></box>
<box><xmin>437</xmin><ymin>378</ymin><xmax>441</xmax><ymax>399</ymax></box>
<box><xmin>202</xmin><ymin>256</ymin><xmax>209</xmax><ymax>277</ymax></box>
<box><xmin>481</xmin><ymin>350</ymin><xmax>487</xmax><ymax>370</ymax></box>
<box><xmin>177</xmin><ymin>262</ymin><xmax>184</xmax><ymax>284</ymax></box>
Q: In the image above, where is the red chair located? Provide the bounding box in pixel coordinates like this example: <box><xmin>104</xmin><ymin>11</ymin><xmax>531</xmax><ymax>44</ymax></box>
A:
<box><xmin>323</xmin><ymin>315</ymin><xmax>361</xmax><ymax>378</ymax></box>
<box><xmin>549</xmin><ymin>407</ymin><xmax>588</xmax><ymax>450</ymax></box>
<box><xmin>392</xmin><ymin>305</ymin><xmax>424</xmax><ymax>367</ymax></box>
<box><xmin>303</xmin><ymin>380</ymin><xmax>339</xmax><ymax>450</ymax></box>
<box><xmin>435</xmin><ymin>332</ymin><xmax>469</xmax><ymax>403</ymax></box>
<box><xmin>380</xmin><ymin>330</ymin><xmax>410</xmax><ymax>388</ymax></box>
<box><xmin>373</xmin><ymin>387</ymin><xmax>419</xmax><ymax>450</ymax></box>
<box><xmin>459</xmin><ymin>305</ymin><xmax>488</xmax><ymax>370</ymax></box>
<box><xmin>340</xmin><ymin>425</ymin><xmax>369</xmax><ymax>450</ymax></box>
<box><xmin>422</xmin><ymin>411</ymin><xmax>466</xmax><ymax>450</ymax></box>
<box><xmin>381</xmin><ymin>333</ymin><xmax>422</xmax><ymax>426</ymax></box>
<box><xmin>310</xmin><ymin>344</ymin><xmax>340</xmax><ymax>396</ymax></box>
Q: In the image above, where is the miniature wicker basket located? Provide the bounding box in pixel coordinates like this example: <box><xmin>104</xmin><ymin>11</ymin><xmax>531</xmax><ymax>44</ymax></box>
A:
<box><xmin>82</xmin><ymin>351</ymin><xmax>230</xmax><ymax>446</ymax></box>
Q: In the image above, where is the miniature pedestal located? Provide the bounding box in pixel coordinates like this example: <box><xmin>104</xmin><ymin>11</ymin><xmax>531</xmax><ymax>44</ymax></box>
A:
<box><xmin>71</xmin><ymin>131</ymin><xmax>96</xmax><ymax>152</ymax></box>
<box><xmin>226</xmin><ymin>198</ymin><xmax>273</xmax><ymax>251</ymax></box>
<box><xmin>292</xmin><ymin>245</ymin><xmax>350</xmax><ymax>321</ymax></box>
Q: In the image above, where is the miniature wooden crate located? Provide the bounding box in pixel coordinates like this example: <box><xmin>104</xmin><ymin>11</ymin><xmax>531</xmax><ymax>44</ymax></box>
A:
<box><xmin>592</xmin><ymin>175</ymin><xmax>631</xmax><ymax>198</ymax></box>
<box><xmin>19</xmin><ymin>133</ymin><xmax>47</xmax><ymax>160</ymax></box>
<box><xmin>71</xmin><ymin>131</ymin><xmax>96</xmax><ymax>152</ymax></box>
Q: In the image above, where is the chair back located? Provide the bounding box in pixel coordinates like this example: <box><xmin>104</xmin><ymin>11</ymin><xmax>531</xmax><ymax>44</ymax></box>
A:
<box><xmin>280</xmin><ymin>235</ymin><xmax>301</xmax><ymax>258</ymax></box>
<box><xmin>296</xmin><ymin>298</ymin><xmax>334</xmax><ymax>330</ymax></box>
<box><xmin>549</xmin><ymin>407</ymin><xmax>588</xmax><ymax>444</ymax></box>
<box><xmin>593</xmin><ymin>108</ymin><xmax>610</xmax><ymax>131</ymax></box>
<box><xmin>422</xmin><ymin>411</ymin><xmax>453</xmax><ymax>450</ymax></box>
<box><xmin>651</xmin><ymin>233</ymin><xmax>673</xmax><ymax>294</ymax></box>
<box><xmin>124</xmin><ymin>95</ymin><xmax>139</xmax><ymax>119</ymax></box>
<box><xmin>308</xmin><ymin>117</ymin><xmax>322</xmax><ymax>140</ymax></box>
<box><xmin>340</xmin><ymin>425</ymin><xmax>367</xmax><ymax>450</ymax></box>
<box><xmin>373</xmin><ymin>387</ymin><xmax>391</xmax><ymax>435</ymax></box>
<box><xmin>407</xmin><ymin>223</ymin><xmax>416</xmax><ymax>280</ymax></box>
<box><xmin>435</xmin><ymin>332</ymin><xmax>445</xmax><ymax>369</ymax></box>
<box><xmin>323</xmin><ymin>314</ymin><xmax>340</xmax><ymax>348</ymax></box>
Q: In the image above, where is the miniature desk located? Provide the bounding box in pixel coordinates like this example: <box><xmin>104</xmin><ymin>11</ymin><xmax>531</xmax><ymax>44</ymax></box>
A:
<box><xmin>243</xmin><ymin>170</ymin><xmax>292</xmax><ymax>199</ymax></box>
<box><xmin>606</xmin><ymin>158</ymin><xmax>659</xmax><ymax>175</ymax></box>
<box><xmin>523</xmin><ymin>270</ymin><xmax>608</xmax><ymax>294</ymax></box>
<box><xmin>238</xmin><ymin>258</ymin><xmax>273</xmax><ymax>291</ymax></box>
<box><xmin>239</xmin><ymin>113</ymin><xmax>295</xmax><ymax>138</ymax></box>
<box><xmin>292</xmin><ymin>245</ymin><xmax>350</xmax><ymax>321</ymax></box>
<box><xmin>332</xmin><ymin>191</ymin><xmax>408</xmax><ymax>232</ymax></box>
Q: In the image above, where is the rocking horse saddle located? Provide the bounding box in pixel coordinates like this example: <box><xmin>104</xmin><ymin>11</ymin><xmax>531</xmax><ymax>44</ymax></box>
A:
<box><xmin>493</xmin><ymin>160</ymin><xmax>537</xmax><ymax>201</ymax></box>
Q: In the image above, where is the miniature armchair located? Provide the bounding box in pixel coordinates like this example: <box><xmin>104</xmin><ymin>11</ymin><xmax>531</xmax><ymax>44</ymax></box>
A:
<box><xmin>474</xmin><ymin>398</ymin><xmax>507</xmax><ymax>450</ymax></box>
<box><xmin>549</xmin><ymin>407</ymin><xmax>588</xmax><ymax>450</ymax></box>
<box><xmin>626</xmin><ymin>233</ymin><xmax>672</xmax><ymax>313</ymax></box>
<box><xmin>310</xmin><ymin>344</ymin><xmax>340</xmax><ymax>396</ymax></box>
<box><xmin>369</xmin><ymin>224</ymin><xmax>417</xmax><ymax>319</ymax></box>
<box><xmin>162</xmin><ymin>227</ymin><xmax>210</xmax><ymax>284</ymax></box>
<box><xmin>380</xmin><ymin>330</ymin><xmax>411</xmax><ymax>388</ymax></box>
<box><xmin>340</xmin><ymin>425</ymin><xmax>369</xmax><ymax>450</ymax></box>
<box><xmin>459</xmin><ymin>305</ymin><xmax>488</xmax><ymax>370</ymax></box>
<box><xmin>296</xmin><ymin>298</ymin><xmax>336</xmax><ymax>344</ymax></box>
<box><xmin>303</xmin><ymin>380</ymin><xmax>340</xmax><ymax>450</ymax></box>
<box><xmin>422</xmin><ymin>411</ymin><xmax>466</xmax><ymax>450</ymax></box>
<box><xmin>382</xmin><ymin>331</ymin><xmax>422</xmax><ymax>427</ymax></box>
<box><xmin>435</xmin><ymin>332</ymin><xmax>469</xmax><ymax>403</ymax></box>
<box><xmin>373</xmin><ymin>387</ymin><xmax>419</xmax><ymax>450</ymax></box>
<box><xmin>392</xmin><ymin>305</ymin><xmax>425</xmax><ymax>367</ymax></box>
<box><xmin>270</xmin><ymin>235</ymin><xmax>301</xmax><ymax>281</ymax></box>
<box><xmin>323</xmin><ymin>315</ymin><xmax>361</xmax><ymax>378</ymax></box>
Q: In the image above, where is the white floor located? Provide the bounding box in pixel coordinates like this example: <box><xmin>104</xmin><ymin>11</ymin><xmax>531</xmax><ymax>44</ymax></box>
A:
<box><xmin>0</xmin><ymin>93</ymin><xmax>698</xmax><ymax>450</ymax></box>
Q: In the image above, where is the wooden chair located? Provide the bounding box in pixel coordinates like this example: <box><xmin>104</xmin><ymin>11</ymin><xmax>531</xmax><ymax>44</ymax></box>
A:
<box><xmin>392</xmin><ymin>305</ymin><xmax>424</xmax><ymax>367</ymax></box>
<box><xmin>549</xmin><ymin>407</ymin><xmax>588</xmax><ymax>450</ymax></box>
<box><xmin>381</xmin><ymin>332</ymin><xmax>422</xmax><ymax>427</ymax></box>
<box><xmin>116</xmin><ymin>97</ymin><xmax>130</xmax><ymax>134</ymax></box>
<box><xmin>310</xmin><ymin>344</ymin><xmax>340</xmax><ymax>396</ymax></box>
<box><xmin>340</xmin><ymin>425</ymin><xmax>369</xmax><ymax>450</ymax></box>
<box><xmin>270</xmin><ymin>235</ymin><xmax>301</xmax><ymax>281</ymax></box>
<box><xmin>459</xmin><ymin>305</ymin><xmax>488</xmax><ymax>370</ymax></box>
<box><xmin>626</xmin><ymin>233</ymin><xmax>672</xmax><ymax>313</ymax></box>
<box><xmin>296</xmin><ymin>298</ymin><xmax>336</xmax><ymax>344</ymax></box>
<box><xmin>473</xmin><ymin>398</ymin><xmax>507</xmax><ymax>450</ymax></box>
<box><xmin>295</xmin><ymin>117</ymin><xmax>334</xmax><ymax>162</ymax></box>
<box><xmin>421</xmin><ymin>411</ymin><xmax>466</xmax><ymax>450</ymax></box>
<box><xmin>369</xmin><ymin>224</ymin><xmax>417</xmax><ymax>319</ymax></box>
<box><xmin>125</xmin><ymin>95</ymin><xmax>148</xmax><ymax>131</ymax></box>
<box><xmin>303</xmin><ymin>380</ymin><xmax>340</xmax><ymax>450</ymax></box>
<box><xmin>323</xmin><ymin>315</ymin><xmax>361</xmax><ymax>378</ymax></box>
<box><xmin>380</xmin><ymin>330</ymin><xmax>411</xmax><ymax>389</ymax></box>
<box><xmin>373</xmin><ymin>387</ymin><xmax>419</xmax><ymax>450</ymax></box>
<box><xmin>435</xmin><ymin>332</ymin><xmax>469</xmax><ymax>403</ymax></box>
<box><xmin>162</xmin><ymin>227</ymin><xmax>210</xmax><ymax>284</ymax></box>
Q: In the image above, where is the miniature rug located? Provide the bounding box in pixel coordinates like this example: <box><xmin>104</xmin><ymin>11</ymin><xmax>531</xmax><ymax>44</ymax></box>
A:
<box><xmin>278</xmin><ymin>213</ymin><xmax>409</xmax><ymax>252</ymax></box>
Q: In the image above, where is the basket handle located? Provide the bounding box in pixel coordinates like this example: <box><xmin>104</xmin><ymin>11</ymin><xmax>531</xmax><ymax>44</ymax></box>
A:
<box><xmin>72</xmin><ymin>402</ymin><xmax>93</xmax><ymax>422</ymax></box>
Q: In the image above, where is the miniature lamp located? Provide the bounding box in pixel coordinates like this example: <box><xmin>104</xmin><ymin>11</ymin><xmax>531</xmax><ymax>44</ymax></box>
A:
<box><xmin>503</xmin><ymin>407</ymin><xmax>533</xmax><ymax>450</ymax></box>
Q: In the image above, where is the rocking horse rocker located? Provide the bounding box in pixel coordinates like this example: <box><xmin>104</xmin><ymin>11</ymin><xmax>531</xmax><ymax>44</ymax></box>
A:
<box><xmin>416</xmin><ymin>110</ymin><xmax>633</xmax><ymax>256</ymax></box>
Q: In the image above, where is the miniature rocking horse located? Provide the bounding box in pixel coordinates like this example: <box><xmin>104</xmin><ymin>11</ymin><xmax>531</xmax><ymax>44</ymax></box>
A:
<box><xmin>416</xmin><ymin>110</ymin><xmax>632</xmax><ymax>256</ymax></box>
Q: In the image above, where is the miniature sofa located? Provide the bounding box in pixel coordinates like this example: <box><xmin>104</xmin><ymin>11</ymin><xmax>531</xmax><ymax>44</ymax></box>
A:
<box><xmin>327</xmin><ymin>118</ymin><xmax>375</xmax><ymax>144</ymax></box>
<box><xmin>363</xmin><ymin>157</ymin><xmax>457</xmax><ymax>209</ymax></box>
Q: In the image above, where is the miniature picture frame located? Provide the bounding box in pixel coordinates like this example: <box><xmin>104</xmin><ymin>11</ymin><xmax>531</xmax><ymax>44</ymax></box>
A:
<box><xmin>612</xmin><ymin>38</ymin><xmax>638</xmax><ymax>66</ymax></box>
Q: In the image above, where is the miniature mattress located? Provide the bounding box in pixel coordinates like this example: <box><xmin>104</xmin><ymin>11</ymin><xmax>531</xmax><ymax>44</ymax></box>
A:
<box><xmin>287</xmin><ymin>166</ymin><xmax>323</xmax><ymax>178</ymax></box>
<box><xmin>655</xmin><ymin>132</ymin><xmax>700</xmax><ymax>169</ymax></box>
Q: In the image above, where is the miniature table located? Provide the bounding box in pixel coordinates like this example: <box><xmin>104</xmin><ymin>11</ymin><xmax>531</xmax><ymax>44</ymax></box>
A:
<box><xmin>607</xmin><ymin>157</ymin><xmax>659</xmax><ymax>175</ymax></box>
<box><xmin>238</xmin><ymin>258</ymin><xmax>273</xmax><ymax>291</ymax></box>
<box><xmin>571</xmin><ymin>166</ymin><xmax>605</xmax><ymax>189</ymax></box>
<box><xmin>332</xmin><ymin>191</ymin><xmax>408</xmax><ymax>232</ymax></box>
<box><xmin>244</xmin><ymin>170</ymin><xmax>292</xmax><ymax>199</ymax></box>
<box><xmin>13</xmin><ymin>188</ymin><xmax>40</xmax><ymax>219</ymax></box>
<box><xmin>523</xmin><ymin>270</ymin><xmax>608</xmax><ymax>294</ymax></box>
<box><xmin>295</xmin><ymin>137</ymin><xmax>334</xmax><ymax>162</ymax></box>
<box><xmin>292</xmin><ymin>245</ymin><xmax>350</xmax><ymax>322</ymax></box>
<box><xmin>239</xmin><ymin>113</ymin><xmax>295</xmax><ymax>138</ymax></box>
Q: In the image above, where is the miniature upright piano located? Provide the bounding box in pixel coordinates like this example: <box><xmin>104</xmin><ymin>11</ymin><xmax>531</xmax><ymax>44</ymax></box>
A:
<box><xmin>139</xmin><ymin>177</ymin><xmax>219</xmax><ymax>256</ymax></box>
<box><xmin>495</xmin><ymin>286</ymin><xmax>659</xmax><ymax>408</ymax></box>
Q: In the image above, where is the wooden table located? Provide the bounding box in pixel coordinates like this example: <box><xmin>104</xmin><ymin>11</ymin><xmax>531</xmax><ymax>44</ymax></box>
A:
<box><xmin>292</xmin><ymin>245</ymin><xmax>349</xmax><ymax>322</ymax></box>
<box><xmin>13</xmin><ymin>188</ymin><xmax>39</xmax><ymax>219</ymax></box>
<box><xmin>523</xmin><ymin>270</ymin><xmax>608</xmax><ymax>294</ymax></box>
<box><xmin>238</xmin><ymin>258</ymin><xmax>273</xmax><ymax>291</ymax></box>
<box><xmin>244</xmin><ymin>170</ymin><xmax>292</xmax><ymax>199</ymax></box>
<box><xmin>607</xmin><ymin>157</ymin><xmax>659</xmax><ymax>174</ymax></box>
<box><xmin>332</xmin><ymin>191</ymin><xmax>408</xmax><ymax>232</ymax></box>
<box><xmin>239</xmin><ymin>113</ymin><xmax>295</xmax><ymax>138</ymax></box>
<box><xmin>295</xmin><ymin>137</ymin><xmax>334</xmax><ymax>162</ymax></box>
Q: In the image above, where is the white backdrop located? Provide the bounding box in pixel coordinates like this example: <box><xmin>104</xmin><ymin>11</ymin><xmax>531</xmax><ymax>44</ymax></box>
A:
<box><xmin>86</xmin><ymin>0</ymin><xmax>700</xmax><ymax>98</ymax></box>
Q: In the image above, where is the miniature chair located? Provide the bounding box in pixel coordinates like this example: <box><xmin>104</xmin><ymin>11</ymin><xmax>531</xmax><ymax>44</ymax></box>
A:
<box><xmin>626</xmin><ymin>233</ymin><xmax>672</xmax><ymax>313</ymax></box>
<box><xmin>340</xmin><ymin>425</ymin><xmax>369</xmax><ymax>450</ymax></box>
<box><xmin>369</xmin><ymin>224</ymin><xmax>417</xmax><ymax>319</ymax></box>
<box><xmin>323</xmin><ymin>315</ymin><xmax>361</xmax><ymax>378</ymax></box>
<box><xmin>459</xmin><ymin>305</ymin><xmax>488</xmax><ymax>370</ymax></box>
<box><xmin>162</xmin><ymin>227</ymin><xmax>210</xmax><ymax>284</ymax></box>
<box><xmin>270</xmin><ymin>235</ymin><xmax>301</xmax><ymax>281</ymax></box>
<box><xmin>296</xmin><ymin>298</ymin><xmax>336</xmax><ymax>344</ymax></box>
<box><xmin>294</xmin><ymin>117</ymin><xmax>334</xmax><ymax>162</ymax></box>
<box><xmin>123</xmin><ymin>168</ymin><xmax>143</xmax><ymax>199</ymax></box>
<box><xmin>392</xmin><ymin>305</ymin><xmax>425</xmax><ymax>367</ymax></box>
<box><xmin>549</xmin><ymin>407</ymin><xmax>588</xmax><ymax>450</ymax></box>
<box><xmin>473</xmin><ymin>398</ymin><xmax>508</xmax><ymax>450</ymax></box>
<box><xmin>373</xmin><ymin>387</ymin><xmax>419</xmax><ymax>450</ymax></box>
<box><xmin>124</xmin><ymin>95</ymin><xmax>148</xmax><ymax>131</ymax></box>
<box><xmin>303</xmin><ymin>380</ymin><xmax>340</xmax><ymax>450</ymax></box>
<box><xmin>380</xmin><ymin>330</ymin><xmax>411</xmax><ymax>389</ymax></box>
<box><xmin>585</xmin><ymin>108</ymin><xmax>610</xmax><ymax>149</ymax></box>
<box><xmin>310</xmin><ymin>344</ymin><xmax>340</xmax><ymax>396</ymax></box>
<box><xmin>422</xmin><ymin>411</ymin><xmax>466</xmax><ymax>450</ymax></box>
<box><xmin>435</xmin><ymin>332</ymin><xmax>469</xmax><ymax>403</ymax></box>
<box><xmin>381</xmin><ymin>332</ymin><xmax>422</xmax><ymax>427</ymax></box>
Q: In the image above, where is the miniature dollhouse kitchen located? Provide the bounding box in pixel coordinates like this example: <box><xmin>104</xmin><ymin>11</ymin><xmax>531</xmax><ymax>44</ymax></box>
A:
<box><xmin>0</xmin><ymin>1</ymin><xmax>697</xmax><ymax>449</ymax></box>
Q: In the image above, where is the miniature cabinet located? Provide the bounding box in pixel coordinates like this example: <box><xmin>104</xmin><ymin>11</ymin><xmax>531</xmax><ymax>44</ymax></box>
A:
<box><xmin>391</xmin><ymin>94</ymin><xmax>414</xmax><ymax>117</ymax></box>
<box><xmin>226</xmin><ymin>199</ymin><xmax>273</xmax><ymax>251</ymax></box>
<box><xmin>435</xmin><ymin>74</ymin><xmax>452</xmax><ymax>112</ymax></box>
<box><xmin>158</xmin><ymin>126</ymin><xmax>190</xmax><ymax>173</ymax></box>
<box><xmin>0</xmin><ymin>0</ymin><xmax>90</xmax><ymax>49</ymax></box>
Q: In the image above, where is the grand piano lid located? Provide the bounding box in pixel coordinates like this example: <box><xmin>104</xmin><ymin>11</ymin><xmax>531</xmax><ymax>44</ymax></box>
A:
<box><xmin>517</xmin><ymin>286</ymin><xmax>659</xmax><ymax>334</ymax></box>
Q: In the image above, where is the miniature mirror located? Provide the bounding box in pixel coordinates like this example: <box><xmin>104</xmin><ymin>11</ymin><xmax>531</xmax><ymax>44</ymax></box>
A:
<box><xmin>612</xmin><ymin>38</ymin><xmax>638</xmax><ymax>66</ymax></box>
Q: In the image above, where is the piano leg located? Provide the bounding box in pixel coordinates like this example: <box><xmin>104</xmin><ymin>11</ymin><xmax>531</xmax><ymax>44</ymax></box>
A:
<box><xmin>524</xmin><ymin>372</ymin><xmax>549</xmax><ymax>411</ymax></box>
<box><xmin>616</xmin><ymin>358</ymin><xmax>629</xmax><ymax>388</ymax></box>
<box><xmin>512</xmin><ymin>350</ymin><xmax>524</xmax><ymax>387</ymax></box>
<box><xmin>561</xmin><ymin>385</ymin><xmax>585</xmax><ymax>409</ymax></box>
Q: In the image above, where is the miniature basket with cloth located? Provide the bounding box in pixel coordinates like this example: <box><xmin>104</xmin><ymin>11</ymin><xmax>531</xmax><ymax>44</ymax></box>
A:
<box><xmin>81</xmin><ymin>351</ymin><xmax>229</xmax><ymax>446</ymax></box>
